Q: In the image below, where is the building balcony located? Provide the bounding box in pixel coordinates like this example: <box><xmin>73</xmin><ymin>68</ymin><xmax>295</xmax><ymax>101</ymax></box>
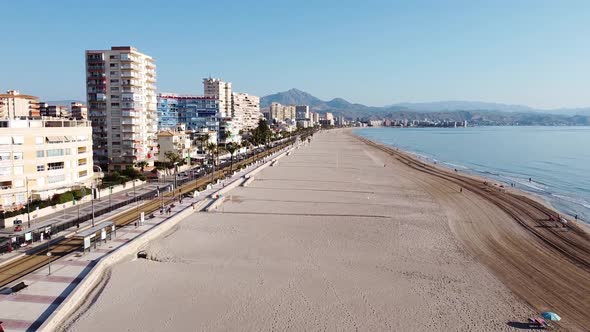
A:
<box><xmin>120</xmin><ymin>64</ymin><xmax>140</xmax><ymax>71</ymax></box>
<box><xmin>121</xmin><ymin>126</ymin><xmax>139</xmax><ymax>133</ymax></box>
<box><xmin>122</xmin><ymin>134</ymin><xmax>141</xmax><ymax>140</ymax></box>
<box><xmin>121</xmin><ymin>119</ymin><xmax>141</xmax><ymax>125</ymax></box>
<box><xmin>119</xmin><ymin>54</ymin><xmax>136</xmax><ymax>62</ymax></box>
<box><xmin>121</xmin><ymin>80</ymin><xmax>142</xmax><ymax>86</ymax></box>
<box><xmin>121</xmin><ymin>111</ymin><xmax>140</xmax><ymax>117</ymax></box>
<box><xmin>121</xmin><ymin>71</ymin><xmax>140</xmax><ymax>78</ymax></box>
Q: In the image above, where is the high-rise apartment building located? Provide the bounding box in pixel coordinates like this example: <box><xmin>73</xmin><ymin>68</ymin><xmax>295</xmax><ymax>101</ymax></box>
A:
<box><xmin>232</xmin><ymin>92</ymin><xmax>262</xmax><ymax>131</ymax></box>
<box><xmin>71</xmin><ymin>102</ymin><xmax>88</xmax><ymax>120</ymax></box>
<box><xmin>203</xmin><ymin>77</ymin><xmax>232</xmax><ymax>117</ymax></box>
<box><xmin>85</xmin><ymin>46</ymin><xmax>158</xmax><ymax>171</ymax></box>
<box><xmin>269</xmin><ymin>103</ymin><xmax>296</xmax><ymax>122</ymax></box>
<box><xmin>0</xmin><ymin>90</ymin><xmax>40</xmax><ymax>118</ymax></box>
<box><xmin>0</xmin><ymin>118</ymin><xmax>94</xmax><ymax>222</ymax></box>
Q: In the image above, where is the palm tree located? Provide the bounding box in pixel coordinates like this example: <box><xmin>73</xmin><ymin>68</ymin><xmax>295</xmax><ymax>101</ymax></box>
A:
<box><xmin>197</xmin><ymin>133</ymin><xmax>209</xmax><ymax>155</ymax></box>
<box><xmin>135</xmin><ymin>161</ymin><xmax>149</xmax><ymax>172</ymax></box>
<box><xmin>225</xmin><ymin>142</ymin><xmax>238</xmax><ymax>173</ymax></box>
<box><xmin>164</xmin><ymin>151</ymin><xmax>182</xmax><ymax>172</ymax></box>
<box><xmin>206</xmin><ymin>142</ymin><xmax>217</xmax><ymax>167</ymax></box>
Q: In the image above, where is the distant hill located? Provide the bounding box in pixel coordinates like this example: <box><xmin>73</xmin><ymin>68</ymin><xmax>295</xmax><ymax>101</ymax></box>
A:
<box><xmin>260</xmin><ymin>89</ymin><xmax>590</xmax><ymax>125</ymax></box>
<box><xmin>260</xmin><ymin>89</ymin><xmax>323</xmax><ymax>108</ymax></box>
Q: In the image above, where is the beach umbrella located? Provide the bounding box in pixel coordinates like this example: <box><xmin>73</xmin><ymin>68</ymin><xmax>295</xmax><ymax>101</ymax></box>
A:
<box><xmin>541</xmin><ymin>312</ymin><xmax>561</xmax><ymax>321</ymax></box>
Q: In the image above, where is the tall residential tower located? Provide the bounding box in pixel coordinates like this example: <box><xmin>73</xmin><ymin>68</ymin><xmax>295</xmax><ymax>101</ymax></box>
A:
<box><xmin>85</xmin><ymin>46</ymin><xmax>158</xmax><ymax>171</ymax></box>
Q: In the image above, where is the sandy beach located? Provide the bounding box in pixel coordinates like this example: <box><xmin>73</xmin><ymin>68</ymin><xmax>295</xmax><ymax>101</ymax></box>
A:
<box><xmin>65</xmin><ymin>129</ymin><xmax>589</xmax><ymax>331</ymax></box>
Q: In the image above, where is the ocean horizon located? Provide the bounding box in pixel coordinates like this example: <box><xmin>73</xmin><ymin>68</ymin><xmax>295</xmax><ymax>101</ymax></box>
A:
<box><xmin>355</xmin><ymin>126</ymin><xmax>590</xmax><ymax>224</ymax></box>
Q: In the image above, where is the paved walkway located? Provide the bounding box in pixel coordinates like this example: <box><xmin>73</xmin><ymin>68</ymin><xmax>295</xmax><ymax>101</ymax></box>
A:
<box><xmin>0</xmin><ymin>147</ymin><xmax>290</xmax><ymax>332</ymax></box>
<box><xmin>0</xmin><ymin>175</ymin><xmax>198</xmax><ymax>262</ymax></box>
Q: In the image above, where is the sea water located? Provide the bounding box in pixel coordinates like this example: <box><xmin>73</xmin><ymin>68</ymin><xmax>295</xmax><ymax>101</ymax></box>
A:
<box><xmin>355</xmin><ymin>126</ymin><xmax>590</xmax><ymax>223</ymax></box>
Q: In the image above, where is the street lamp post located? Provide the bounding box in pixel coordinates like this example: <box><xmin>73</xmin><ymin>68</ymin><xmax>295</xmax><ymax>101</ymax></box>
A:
<box><xmin>47</xmin><ymin>251</ymin><xmax>52</xmax><ymax>275</ymax></box>
<box><xmin>25</xmin><ymin>177</ymin><xmax>32</xmax><ymax>229</ymax></box>
<box><xmin>133</xmin><ymin>180</ymin><xmax>139</xmax><ymax>222</ymax></box>
<box><xmin>91</xmin><ymin>184</ymin><xmax>95</xmax><ymax>227</ymax></box>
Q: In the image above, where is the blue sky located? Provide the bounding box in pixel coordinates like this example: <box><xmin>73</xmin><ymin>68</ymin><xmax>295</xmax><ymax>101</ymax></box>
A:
<box><xmin>1</xmin><ymin>0</ymin><xmax>589</xmax><ymax>109</ymax></box>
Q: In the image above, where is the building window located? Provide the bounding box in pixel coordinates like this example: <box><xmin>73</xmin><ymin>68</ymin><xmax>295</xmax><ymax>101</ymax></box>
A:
<box><xmin>15</xmin><ymin>194</ymin><xmax>25</xmax><ymax>204</ymax></box>
<box><xmin>35</xmin><ymin>136</ymin><xmax>44</xmax><ymax>144</ymax></box>
<box><xmin>47</xmin><ymin>174</ymin><xmax>65</xmax><ymax>184</ymax></box>
<box><xmin>14</xmin><ymin>166</ymin><xmax>23</xmax><ymax>175</ymax></box>
<box><xmin>78</xmin><ymin>146</ymin><xmax>87</xmax><ymax>154</ymax></box>
<box><xmin>13</xmin><ymin>179</ymin><xmax>24</xmax><ymax>188</ymax></box>
<box><xmin>0</xmin><ymin>167</ymin><xmax>10</xmax><ymax>176</ymax></box>
<box><xmin>110</xmin><ymin>63</ymin><xmax>118</xmax><ymax>67</ymax></box>
<box><xmin>36</xmin><ymin>150</ymin><xmax>44</xmax><ymax>158</ymax></box>
<box><xmin>111</xmin><ymin>87</ymin><xmax>119</xmax><ymax>91</ymax></box>
<box><xmin>109</xmin><ymin>55</ymin><xmax>119</xmax><ymax>60</ymax></box>
<box><xmin>12</xmin><ymin>136</ymin><xmax>24</xmax><ymax>145</ymax></box>
<box><xmin>110</xmin><ymin>79</ymin><xmax>119</xmax><ymax>84</ymax></box>
<box><xmin>78</xmin><ymin>170</ymin><xmax>88</xmax><ymax>178</ymax></box>
<box><xmin>110</xmin><ymin>71</ymin><xmax>119</xmax><ymax>75</ymax></box>
<box><xmin>78</xmin><ymin>158</ymin><xmax>87</xmax><ymax>166</ymax></box>
<box><xmin>111</xmin><ymin>103</ymin><xmax>120</xmax><ymax>107</ymax></box>
<box><xmin>47</xmin><ymin>162</ymin><xmax>64</xmax><ymax>170</ymax></box>
<box><xmin>0</xmin><ymin>137</ymin><xmax>11</xmax><ymax>145</ymax></box>
<box><xmin>13</xmin><ymin>152</ymin><xmax>23</xmax><ymax>160</ymax></box>
<box><xmin>46</xmin><ymin>149</ymin><xmax>64</xmax><ymax>157</ymax></box>
<box><xmin>65</xmin><ymin>148</ymin><xmax>71</xmax><ymax>155</ymax></box>
<box><xmin>0</xmin><ymin>152</ymin><xmax>10</xmax><ymax>160</ymax></box>
<box><xmin>37</xmin><ymin>165</ymin><xmax>45</xmax><ymax>172</ymax></box>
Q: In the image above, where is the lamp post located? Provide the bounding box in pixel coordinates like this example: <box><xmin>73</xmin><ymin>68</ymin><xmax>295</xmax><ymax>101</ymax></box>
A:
<box><xmin>46</xmin><ymin>251</ymin><xmax>52</xmax><ymax>275</ymax></box>
<box><xmin>91</xmin><ymin>184</ymin><xmax>95</xmax><ymax>227</ymax></box>
<box><xmin>133</xmin><ymin>180</ymin><xmax>139</xmax><ymax>222</ymax></box>
<box><xmin>25</xmin><ymin>177</ymin><xmax>31</xmax><ymax>229</ymax></box>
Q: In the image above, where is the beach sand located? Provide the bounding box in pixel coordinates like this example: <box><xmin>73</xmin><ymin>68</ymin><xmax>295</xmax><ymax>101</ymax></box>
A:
<box><xmin>66</xmin><ymin>129</ymin><xmax>587</xmax><ymax>331</ymax></box>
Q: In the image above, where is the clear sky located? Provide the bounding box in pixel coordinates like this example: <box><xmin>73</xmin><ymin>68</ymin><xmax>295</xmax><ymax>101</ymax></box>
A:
<box><xmin>1</xmin><ymin>0</ymin><xmax>589</xmax><ymax>109</ymax></box>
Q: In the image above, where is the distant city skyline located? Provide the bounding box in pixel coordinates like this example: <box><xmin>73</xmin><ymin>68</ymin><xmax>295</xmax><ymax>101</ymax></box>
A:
<box><xmin>1</xmin><ymin>0</ymin><xmax>589</xmax><ymax>109</ymax></box>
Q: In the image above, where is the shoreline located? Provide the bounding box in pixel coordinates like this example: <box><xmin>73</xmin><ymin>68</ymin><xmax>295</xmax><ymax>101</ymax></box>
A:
<box><xmin>350</xmin><ymin>129</ymin><xmax>590</xmax><ymax>331</ymax></box>
<box><xmin>353</xmin><ymin>127</ymin><xmax>590</xmax><ymax>224</ymax></box>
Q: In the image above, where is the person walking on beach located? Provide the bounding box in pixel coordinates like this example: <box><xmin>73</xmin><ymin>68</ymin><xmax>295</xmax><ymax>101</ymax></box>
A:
<box><xmin>459</xmin><ymin>187</ymin><xmax>463</xmax><ymax>193</ymax></box>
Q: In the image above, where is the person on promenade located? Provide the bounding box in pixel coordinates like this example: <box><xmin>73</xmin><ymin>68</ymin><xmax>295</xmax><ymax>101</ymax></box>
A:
<box><xmin>460</xmin><ymin>187</ymin><xmax>463</xmax><ymax>193</ymax></box>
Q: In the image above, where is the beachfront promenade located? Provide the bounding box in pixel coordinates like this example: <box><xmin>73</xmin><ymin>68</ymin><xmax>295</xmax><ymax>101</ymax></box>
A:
<box><xmin>0</xmin><ymin>145</ymin><xmax>291</xmax><ymax>332</ymax></box>
<box><xmin>66</xmin><ymin>129</ymin><xmax>559</xmax><ymax>331</ymax></box>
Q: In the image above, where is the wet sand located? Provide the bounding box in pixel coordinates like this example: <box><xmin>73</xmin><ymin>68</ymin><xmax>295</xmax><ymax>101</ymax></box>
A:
<box><xmin>66</xmin><ymin>129</ymin><xmax>588</xmax><ymax>331</ymax></box>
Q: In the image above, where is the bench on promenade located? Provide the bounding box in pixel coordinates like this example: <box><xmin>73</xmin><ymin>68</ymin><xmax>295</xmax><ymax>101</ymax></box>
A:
<box><xmin>0</xmin><ymin>281</ymin><xmax>28</xmax><ymax>294</ymax></box>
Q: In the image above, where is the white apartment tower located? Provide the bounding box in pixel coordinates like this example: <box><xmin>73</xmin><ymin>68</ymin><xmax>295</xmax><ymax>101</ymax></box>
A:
<box><xmin>232</xmin><ymin>92</ymin><xmax>262</xmax><ymax>131</ymax></box>
<box><xmin>86</xmin><ymin>46</ymin><xmax>158</xmax><ymax>171</ymax></box>
<box><xmin>203</xmin><ymin>77</ymin><xmax>232</xmax><ymax>117</ymax></box>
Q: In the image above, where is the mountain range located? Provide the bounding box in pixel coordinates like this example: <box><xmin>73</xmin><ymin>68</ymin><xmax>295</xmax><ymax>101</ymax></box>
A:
<box><xmin>261</xmin><ymin>89</ymin><xmax>590</xmax><ymax>121</ymax></box>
